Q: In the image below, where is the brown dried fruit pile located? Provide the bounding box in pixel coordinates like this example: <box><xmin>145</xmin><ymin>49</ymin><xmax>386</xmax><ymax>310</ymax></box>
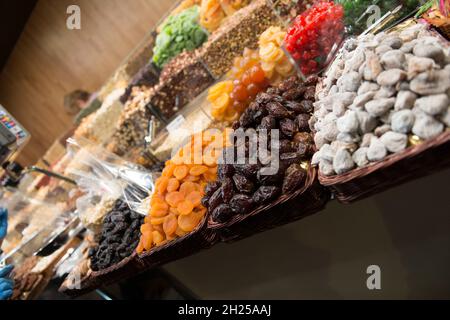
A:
<box><xmin>204</xmin><ymin>75</ymin><xmax>317</xmax><ymax>223</ymax></box>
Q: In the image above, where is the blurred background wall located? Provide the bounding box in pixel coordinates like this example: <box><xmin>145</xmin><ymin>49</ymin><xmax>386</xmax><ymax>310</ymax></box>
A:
<box><xmin>0</xmin><ymin>0</ymin><xmax>177</xmax><ymax>165</ymax></box>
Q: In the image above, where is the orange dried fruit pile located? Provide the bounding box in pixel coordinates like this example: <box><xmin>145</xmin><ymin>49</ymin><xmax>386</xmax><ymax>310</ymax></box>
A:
<box><xmin>136</xmin><ymin>129</ymin><xmax>231</xmax><ymax>254</ymax></box>
<box><xmin>207</xmin><ymin>48</ymin><xmax>269</xmax><ymax>123</ymax></box>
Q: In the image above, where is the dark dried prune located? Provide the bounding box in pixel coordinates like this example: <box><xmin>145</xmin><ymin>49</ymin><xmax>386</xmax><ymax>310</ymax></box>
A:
<box><xmin>266</xmin><ymin>101</ymin><xmax>290</xmax><ymax>119</ymax></box>
<box><xmin>205</xmin><ymin>181</ymin><xmax>221</xmax><ymax>197</ymax></box>
<box><xmin>283</xmin><ymin>101</ymin><xmax>305</xmax><ymax>113</ymax></box>
<box><xmin>282</xmin><ymin>87</ymin><xmax>306</xmax><ymax>101</ymax></box>
<box><xmin>233</xmin><ymin>174</ymin><xmax>255</xmax><ymax>194</ymax></box>
<box><xmin>239</xmin><ymin>109</ymin><xmax>254</xmax><ymax>128</ymax></box>
<box><xmin>296</xmin><ymin>114</ymin><xmax>311</xmax><ymax>132</ymax></box>
<box><xmin>259</xmin><ymin>116</ymin><xmax>277</xmax><ymax>130</ymax></box>
<box><xmin>201</xmin><ymin>196</ymin><xmax>210</xmax><ymax>207</ymax></box>
<box><xmin>299</xmin><ymin>100</ymin><xmax>314</xmax><ymax>113</ymax></box>
<box><xmin>253</xmin><ymin>186</ymin><xmax>281</xmax><ymax>204</ymax></box>
<box><xmin>293</xmin><ymin>132</ymin><xmax>314</xmax><ymax>146</ymax></box>
<box><xmin>212</xmin><ymin>204</ymin><xmax>234</xmax><ymax>223</ymax></box>
<box><xmin>221</xmin><ymin>178</ymin><xmax>235</xmax><ymax>202</ymax></box>
<box><xmin>257</xmin><ymin>166</ymin><xmax>284</xmax><ymax>185</ymax></box>
<box><xmin>208</xmin><ymin>187</ymin><xmax>224</xmax><ymax>211</ymax></box>
<box><xmin>278</xmin><ymin>76</ymin><xmax>298</xmax><ymax>92</ymax></box>
<box><xmin>282</xmin><ymin>164</ymin><xmax>307</xmax><ymax>194</ymax></box>
<box><xmin>280</xmin><ymin>118</ymin><xmax>299</xmax><ymax>138</ymax></box>
<box><xmin>255</xmin><ymin>92</ymin><xmax>273</xmax><ymax>104</ymax></box>
<box><xmin>305</xmin><ymin>75</ymin><xmax>319</xmax><ymax>86</ymax></box>
<box><xmin>232</xmin><ymin>121</ymin><xmax>240</xmax><ymax>130</ymax></box>
<box><xmin>304</xmin><ymin>87</ymin><xmax>316</xmax><ymax>100</ymax></box>
<box><xmin>218</xmin><ymin>163</ymin><xmax>235</xmax><ymax>180</ymax></box>
<box><xmin>234</xmin><ymin>164</ymin><xmax>259</xmax><ymax>179</ymax></box>
<box><xmin>230</xmin><ymin>194</ymin><xmax>254</xmax><ymax>215</ymax></box>
<box><xmin>280</xmin><ymin>152</ymin><xmax>302</xmax><ymax>169</ymax></box>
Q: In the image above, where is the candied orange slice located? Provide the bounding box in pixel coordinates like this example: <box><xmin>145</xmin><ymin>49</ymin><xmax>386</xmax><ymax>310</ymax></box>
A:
<box><xmin>165</xmin><ymin>191</ymin><xmax>185</xmax><ymax>207</ymax></box>
<box><xmin>186</xmin><ymin>191</ymin><xmax>203</xmax><ymax>207</ymax></box>
<box><xmin>150</xmin><ymin>202</ymin><xmax>169</xmax><ymax>217</ymax></box>
<box><xmin>153</xmin><ymin>231</ymin><xmax>164</xmax><ymax>245</ymax></box>
<box><xmin>142</xmin><ymin>232</ymin><xmax>153</xmax><ymax>251</ymax></box>
<box><xmin>167</xmin><ymin>178</ymin><xmax>180</xmax><ymax>192</ymax></box>
<box><xmin>155</xmin><ymin>176</ymin><xmax>169</xmax><ymax>194</ymax></box>
<box><xmin>179</xmin><ymin>181</ymin><xmax>196</xmax><ymax>196</ymax></box>
<box><xmin>178</xmin><ymin>212</ymin><xmax>202</xmax><ymax>232</ymax></box>
<box><xmin>189</xmin><ymin>165</ymin><xmax>209</xmax><ymax>176</ymax></box>
<box><xmin>163</xmin><ymin>214</ymin><xmax>178</xmax><ymax>236</ymax></box>
<box><xmin>178</xmin><ymin>200</ymin><xmax>194</xmax><ymax>216</ymax></box>
<box><xmin>173</xmin><ymin>165</ymin><xmax>189</xmax><ymax>180</ymax></box>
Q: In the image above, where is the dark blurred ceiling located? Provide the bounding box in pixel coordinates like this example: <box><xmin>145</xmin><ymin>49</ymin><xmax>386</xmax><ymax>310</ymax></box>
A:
<box><xmin>0</xmin><ymin>0</ymin><xmax>38</xmax><ymax>71</ymax></box>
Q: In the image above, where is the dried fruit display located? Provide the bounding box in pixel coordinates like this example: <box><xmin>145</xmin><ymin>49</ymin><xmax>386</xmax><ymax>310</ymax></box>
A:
<box><xmin>137</xmin><ymin>129</ymin><xmax>231</xmax><ymax>254</ymax></box>
<box><xmin>311</xmin><ymin>24</ymin><xmax>450</xmax><ymax>176</ymax></box>
<box><xmin>285</xmin><ymin>0</ymin><xmax>345</xmax><ymax>75</ymax></box>
<box><xmin>200</xmin><ymin>0</ymin><xmax>251</xmax><ymax>32</ymax></box>
<box><xmin>153</xmin><ymin>6</ymin><xmax>208</xmax><ymax>68</ymax></box>
<box><xmin>259</xmin><ymin>26</ymin><xmax>295</xmax><ymax>83</ymax></box>
<box><xmin>207</xmin><ymin>48</ymin><xmax>270</xmax><ymax>122</ymax></box>
<box><xmin>204</xmin><ymin>76</ymin><xmax>317</xmax><ymax>223</ymax></box>
<box><xmin>89</xmin><ymin>199</ymin><xmax>144</xmax><ymax>271</ymax></box>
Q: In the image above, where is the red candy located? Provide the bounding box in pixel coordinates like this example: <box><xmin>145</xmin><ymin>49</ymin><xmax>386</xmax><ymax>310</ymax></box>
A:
<box><xmin>284</xmin><ymin>0</ymin><xmax>344</xmax><ymax>75</ymax></box>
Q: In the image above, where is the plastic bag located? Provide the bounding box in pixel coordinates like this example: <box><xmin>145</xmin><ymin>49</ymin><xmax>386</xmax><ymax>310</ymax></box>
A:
<box><xmin>65</xmin><ymin>137</ymin><xmax>157</xmax><ymax>217</ymax></box>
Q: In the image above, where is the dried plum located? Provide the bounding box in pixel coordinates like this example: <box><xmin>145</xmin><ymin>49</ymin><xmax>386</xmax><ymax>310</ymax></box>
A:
<box><xmin>218</xmin><ymin>164</ymin><xmax>234</xmax><ymax>180</ymax></box>
<box><xmin>257</xmin><ymin>166</ymin><xmax>284</xmax><ymax>185</ymax></box>
<box><xmin>212</xmin><ymin>204</ymin><xmax>234</xmax><ymax>223</ymax></box>
<box><xmin>233</xmin><ymin>174</ymin><xmax>255</xmax><ymax>194</ymax></box>
<box><xmin>304</xmin><ymin>87</ymin><xmax>316</xmax><ymax>100</ymax></box>
<box><xmin>253</xmin><ymin>186</ymin><xmax>281</xmax><ymax>204</ymax></box>
<box><xmin>279</xmin><ymin>76</ymin><xmax>299</xmax><ymax>92</ymax></box>
<box><xmin>299</xmin><ymin>100</ymin><xmax>314</xmax><ymax>113</ymax></box>
<box><xmin>280</xmin><ymin>152</ymin><xmax>302</xmax><ymax>169</ymax></box>
<box><xmin>296</xmin><ymin>114</ymin><xmax>310</xmax><ymax>132</ymax></box>
<box><xmin>234</xmin><ymin>164</ymin><xmax>259</xmax><ymax>179</ymax></box>
<box><xmin>280</xmin><ymin>119</ymin><xmax>299</xmax><ymax>138</ymax></box>
<box><xmin>282</xmin><ymin>87</ymin><xmax>306</xmax><ymax>100</ymax></box>
<box><xmin>259</xmin><ymin>116</ymin><xmax>277</xmax><ymax>130</ymax></box>
<box><xmin>266</xmin><ymin>101</ymin><xmax>290</xmax><ymax>118</ymax></box>
<box><xmin>205</xmin><ymin>181</ymin><xmax>221</xmax><ymax>197</ymax></box>
<box><xmin>208</xmin><ymin>188</ymin><xmax>224</xmax><ymax>211</ymax></box>
<box><xmin>230</xmin><ymin>194</ymin><xmax>254</xmax><ymax>215</ymax></box>
<box><xmin>304</xmin><ymin>75</ymin><xmax>319</xmax><ymax>86</ymax></box>
<box><xmin>282</xmin><ymin>164</ymin><xmax>307</xmax><ymax>194</ymax></box>
<box><xmin>221</xmin><ymin>178</ymin><xmax>235</xmax><ymax>202</ymax></box>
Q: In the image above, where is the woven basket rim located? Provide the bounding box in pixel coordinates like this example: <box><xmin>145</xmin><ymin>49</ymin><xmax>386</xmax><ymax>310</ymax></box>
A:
<box><xmin>207</xmin><ymin>164</ymin><xmax>316</xmax><ymax>230</ymax></box>
<box><xmin>319</xmin><ymin>130</ymin><xmax>450</xmax><ymax>186</ymax></box>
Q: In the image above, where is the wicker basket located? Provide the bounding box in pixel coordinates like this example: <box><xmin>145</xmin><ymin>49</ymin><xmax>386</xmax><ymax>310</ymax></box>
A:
<box><xmin>319</xmin><ymin>130</ymin><xmax>450</xmax><ymax>204</ymax></box>
<box><xmin>208</xmin><ymin>166</ymin><xmax>330</xmax><ymax>243</ymax></box>
<box><xmin>59</xmin><ymin>215</ymin><xmax>218</xmax><ymax>297</ymax></box>
<box><xmin>137</xmin><ymin>214</ymin><xmax>218</xmax><ymax>268</ymax></box>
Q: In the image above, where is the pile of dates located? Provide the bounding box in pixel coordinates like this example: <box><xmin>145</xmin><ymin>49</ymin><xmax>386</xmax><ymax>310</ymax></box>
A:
<box><xmin>203</xmin><ymin>75</ymin><xmax>317</xmax><ymax>223</ymax></box>
<box><xmin>90</xmin><ymin>199</ymin><xmax>144</xmax><ymax>271</ymax></box>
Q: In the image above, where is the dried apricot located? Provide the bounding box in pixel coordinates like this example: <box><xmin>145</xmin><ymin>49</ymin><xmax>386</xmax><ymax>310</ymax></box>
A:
<box><xmin>186</xmin><ymin>191</ymin><xmax>203</xmax><ymax>207</ymax></box>
<box><xmin>140</xmin><ymin>223</ymin><xmax>153</xmax><ymax>234</ymax></box>
<box><xmin>136</xmin><ymin>238</ymin><xmax>144</xmax><ymax>254</ymax></box>
<box><xmin>178</xmin><ymin>212</ymin><xmax>202</xmax><ymax>232</ymax></box>
<box><xmin>151</xmin><ymin>202</ymin><xmax>169</xmax><ymax>217</ymax></box>
<box><xmin>170</xmin><ymin>207</ymin><xmax>180</xmax><ymax>216</ymax></box>
<box><xmin>142</xmin><ymin>232</ymin><xmax>153</xmax><ymax>251</ymax></box>
<box><xmin>163</xmin><ymin>214</ymin><xmax>178</xmax><ymax>236</ymax></box>
<box><xmin>162</xmin><ymin>164</ymin><xmax>176</xmax><ymax>177</ymax></box>
<box><xmin>174</xmin><ymin>165</ymin><xmax>189</xmax><ymax>180</ymax></box>
<box><xmin>189</xmin><ymin>165</ymin><xmax>209</xmax><ymax>176</ymax></box>
<box><xmin>177</xmin><ymin>200</ymin><xmax>194</xmax><ymax>216</ymax></box>
<box><xmin>166</xmin><ymin>191</ymin><xmax>185</xmax><ymax>207</ymax></box>
<box><xmin>167</xmin><ymin>178</ymin><xmax>180</xmax><ymax>192</ymax></box>
<box><xmin>150</xmin><ymin>217</ymin><xmax>165</xmax><ymax>225</ymax></box>
<box><xmin>184</xmin><ymin>175</ymin><xmax>200</xmax><ymax>182</ymax></box>
<box><xmin>153</xmin><ymin>231</ymin><xmax>164</xmax><ymax>245</ymax></box>
<box><xmin>155</xmin><ymin>176</ymin><xmax>169</xmax><ymax>194</ymax></box>
<box><xmin>175</xmin><ymin>226</ymin><xmax>188</xmax><ymax>237</ymax></box>
<box><xmin>179</xmin><ymin>181</ymin><xmax>196</xmax><ymax>196</ymax></box>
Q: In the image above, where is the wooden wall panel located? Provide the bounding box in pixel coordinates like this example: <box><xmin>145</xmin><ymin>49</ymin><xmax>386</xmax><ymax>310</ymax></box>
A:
<box><xmin>0</xmin><ymin>0</ymin><xmax>177</xmax><ymax>165</ymax></box>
